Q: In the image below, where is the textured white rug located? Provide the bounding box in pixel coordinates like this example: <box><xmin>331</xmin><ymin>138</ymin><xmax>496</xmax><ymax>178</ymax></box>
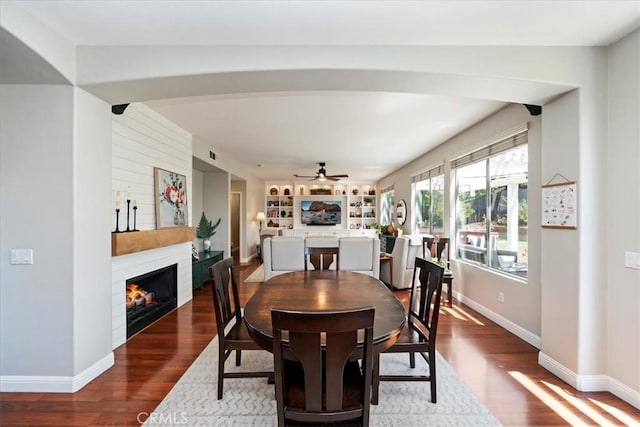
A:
<box><xmin>146</xmin><ymin>337</ymin><xmax>502</xmax><ymax>426</ymax></box>
<box><xmin>244</xmin><ymin>265</ymin><xmax>264</xmax><ymax>283</ymax></box>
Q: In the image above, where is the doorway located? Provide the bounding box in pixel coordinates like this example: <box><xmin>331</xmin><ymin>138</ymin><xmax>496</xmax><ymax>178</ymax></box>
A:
<box><xmin>230</xmin><ymin>192</ymin><xmax>240</xmax><ymax>256</ymax></box>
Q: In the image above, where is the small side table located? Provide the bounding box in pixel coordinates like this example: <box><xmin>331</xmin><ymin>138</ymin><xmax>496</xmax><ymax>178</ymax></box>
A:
<box><xmin>379</xmin><ymin>253</ymin><xmax>393</xmax><ymax>287</ymax></box>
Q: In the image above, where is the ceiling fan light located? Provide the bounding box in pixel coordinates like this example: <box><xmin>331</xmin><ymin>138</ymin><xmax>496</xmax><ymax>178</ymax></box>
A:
<box><xmin>318</xmin><ymin>174</ymin><xmax>326</xmax><ymax>182</ymax></box>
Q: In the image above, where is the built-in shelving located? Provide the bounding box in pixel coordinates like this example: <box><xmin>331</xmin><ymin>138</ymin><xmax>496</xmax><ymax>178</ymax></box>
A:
<box><xmin>264</xmin><ymin>182</ymin><xmax>377</xmax><ymax>234</ymax></box>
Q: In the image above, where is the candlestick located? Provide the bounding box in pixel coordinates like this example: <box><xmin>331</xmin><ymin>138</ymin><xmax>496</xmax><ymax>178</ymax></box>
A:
<box><xmin>126</xmin><ymin>199</ymin><xmax>131</xmax><ymax>232</ymax></box>
<box><xmin>133</xmin><ymin>204</ymin><xmax>138</xmax><ymax>231</ymax></box>
<box><xmin>114</xmin><ymin>208</ymin><xmax>121</xmax><ymax>233</ymax></box>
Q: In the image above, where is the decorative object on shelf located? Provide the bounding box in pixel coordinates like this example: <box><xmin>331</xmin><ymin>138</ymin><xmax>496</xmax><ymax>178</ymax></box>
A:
<box><xmin>284</xmin><ymin>188</ymin><xmax>290</xmax><ymax>195</ymax></box>
<box><xmin>395</xmin><ymin>199</ymin><xmax>407</xmax><ymax>225</ymax></box>
<box><xmin>196</xmin><ymin>212</ymin><xmax>221</xmax><ymax>253</ymax></box>
<box><xmin>270</xmin><ymin>187</ymin><xmax>278</xmax><ymax>195</ymax></box>
<box><xmin>154</xmin><ymin>167</ymin><xmax>188</xmax><ymax>228</ymax></box>
<box><xmin>132</xmin><ymin>200</ymin><xmax>139</xmax><ymax>231</ymax></box>
<box><xmin>352</xmin><ymin>187</ymin><xmax>359</xmax><ymax>195</ymax></box>
<box><xmin>310</xmin><ymin>187</ymin><xmax>332</xmax><ymax>195</ymax></box>
<box><xmin>114</xmin><ymin>190</ymin><xmax>122</xmax><ymax>233</ymax></box>
<box><xmin>192</xmin><ymin>244</ymin><xmax>199</xmax><ymax>262</ymax></box>
<box><xmin>255</xmin><ymin>211</ymin><xmax>266</xmax><ymax>231</ymax></box>
<box><xmin>369</xmin><ymin>189</ymin><xmax>376</xmax><ymax>195</ymax></box>
<box><xmin>125</xmin><ymin>187</ymin><xmax>133</xmax><ymax>231</ymax></box>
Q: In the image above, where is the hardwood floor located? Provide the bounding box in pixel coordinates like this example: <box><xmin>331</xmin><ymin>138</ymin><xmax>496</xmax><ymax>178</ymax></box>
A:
<box><xmin>1</xmin><ymin>257</ymin><xmax>638</xmax><ymax>426</ymax></box>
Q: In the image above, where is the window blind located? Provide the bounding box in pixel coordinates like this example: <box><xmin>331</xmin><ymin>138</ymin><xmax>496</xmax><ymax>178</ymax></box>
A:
<box><xmin>380</xmin><ymin>184</ymin><xmax>395</xmax><ymax>194</ymax></box>
<box><xmin>451</xmin><ymin>128</ymin><xmax>528</xmax><ymax>170</ymax></box>
<box><xmin>411</xmin><ymin>164</ymin><xmax>444</xmax><ymax>183</ymax></box>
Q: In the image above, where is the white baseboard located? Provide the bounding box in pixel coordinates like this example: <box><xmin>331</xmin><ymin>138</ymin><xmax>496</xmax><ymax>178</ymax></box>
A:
<box><xmin>455</xmin><ymin>291</ymin><xmax>541</xmax><ymax>349</ymax></box>
<box><xmin>0</xmin><ymin>352</ymin><xmax>114</xmax><ymax>393</ymax></box>
<box><xmin>539</xmin><ymin>352</ymin><xmax>640</xmax><ymax>410</ymax></box>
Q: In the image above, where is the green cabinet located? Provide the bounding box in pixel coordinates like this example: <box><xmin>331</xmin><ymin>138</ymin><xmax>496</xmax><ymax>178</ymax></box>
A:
<box><xmin>192</xmin><ymin>250</ymin><xmax>224</xmax><ymax>290</ymax></box>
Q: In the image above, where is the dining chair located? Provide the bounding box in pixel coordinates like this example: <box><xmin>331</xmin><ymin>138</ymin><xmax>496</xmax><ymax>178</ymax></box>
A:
<box><xmin>372</xmin><ymin>257</ymin><xmax>445</xmax><ymax>404</ymax></box>
<box><xmin>271</xmin><ymin>306</ymin><xmax>375</xmax><ymax>427</ymax></box>
<box><xmin>423</xmin><ymin>236</ymin><xmax>454</xmax><ymax>307</ymax></box>
<box><xmin>209</xmin><ymin>257</ymin><xmax>272</xmax><ymax>399</ymax></box>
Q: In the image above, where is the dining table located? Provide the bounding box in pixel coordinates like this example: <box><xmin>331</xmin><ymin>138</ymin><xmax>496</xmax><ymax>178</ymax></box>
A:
<box><xmin>243</xmin><ymin>270</ymin><xmax>406</xmax><ymax>353</ymax></box>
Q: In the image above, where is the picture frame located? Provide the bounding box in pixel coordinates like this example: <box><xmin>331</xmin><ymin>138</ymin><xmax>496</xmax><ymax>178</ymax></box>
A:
<box><xmin>541</xmin><ymin>181</ymin><xmax>577</xmax><ymax>229</ymax></box>
<box><xmin>154</xmin><ymin>167</ymin><xmax>188</xmax><ymax>228</ymax></box>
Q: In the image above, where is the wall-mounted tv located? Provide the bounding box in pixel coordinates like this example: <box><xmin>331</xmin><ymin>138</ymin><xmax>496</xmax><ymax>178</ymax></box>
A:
<box><xmin>301</xmin><ymin>200</ymin><xmax>342</xmax><ymax>225</ymax></box>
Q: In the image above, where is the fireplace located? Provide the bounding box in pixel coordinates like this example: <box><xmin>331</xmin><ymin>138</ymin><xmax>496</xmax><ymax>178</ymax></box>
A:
<box><xmin>126</xmin><ymin>264</ymin><xmax>178</xmax><ymax>338</ymax></box>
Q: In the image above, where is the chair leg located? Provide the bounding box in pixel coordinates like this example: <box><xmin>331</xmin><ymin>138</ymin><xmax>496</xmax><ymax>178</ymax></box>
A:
<box><xmin>409</xmin><ymin>351</ymin><xmax>416</xmax><ymax>369</ymax></box>
<box><xmin>371</xmin><ymin>353</ymin><xmax>380</xmax><ymax>405</ymax></box>
<box><xmin>235</xmin><ymin>349</ymin><xmax>241</xmax><ymax>366</ymax></box>
<box><xmin>217</xmin><ymin>346</ymin><xmax>225</xmax><ymax>400</ymax></box>
<box><xmin>430</xmin><ymin>348</ymin><xmax>437</xmax><ymax>403</ymax></box>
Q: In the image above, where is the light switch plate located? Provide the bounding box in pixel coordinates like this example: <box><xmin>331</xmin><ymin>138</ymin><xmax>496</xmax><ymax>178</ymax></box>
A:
<box><xmin>625</xmin><ymin>251</ymin><xmax>640</xmax><ymax>270</ymax></box>
<box><xmin>10</xmin><ymin>249</ymin><xmax>33</xmax><ymax>265</ymax></box>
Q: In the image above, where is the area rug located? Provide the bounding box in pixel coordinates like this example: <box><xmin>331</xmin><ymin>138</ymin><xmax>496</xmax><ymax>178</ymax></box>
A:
<box><xmin>244</xmin><ymin>265</ymin><xmax>264</xmax><ymax>283</ymax></box>
<box><xmin>146</xmin><ymin>336</ymin><xmax>502</xmax><ymax>426</ymax></box>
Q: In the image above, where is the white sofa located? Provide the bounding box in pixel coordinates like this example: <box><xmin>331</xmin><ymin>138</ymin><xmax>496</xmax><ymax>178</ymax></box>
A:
<box><xmin>379</xmin><ymin>235</ymin><xmax>422</xmax><ymax>289</ymax></box>
<box><xmin>338</xmin><ymin>237</ymin><xmax>380</xmax><ymax>279</ymax></box>
<box><xmin>262</xmin><ymin>237</ymin><xmax>306</xmax><ymax>281</ymax></box>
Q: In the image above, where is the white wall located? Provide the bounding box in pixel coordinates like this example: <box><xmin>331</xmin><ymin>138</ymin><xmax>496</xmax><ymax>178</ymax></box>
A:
<box><xmin>0</xmin><ymin>85</ymin><xmax>113</xmax><ymax>392</ymax></box>
<box><xmin>191</xmin><ymin>168</ymin><xmax>204</xmax><ymax>251</ymax></box>
<box><xmin>73</xmin><ymin>88</ymin><xmax>113</xmax><ymax>375</ymax></box>
<box><xmin>204</xmin><ymin>172</ymin><xmax>230</xmax><ymax>257</ymax></box>
<box><xmin>607</xmin><ymin>29</ymin><xmax>640</xmax><ymax>400</ymax></box>
<box><xmin>110</xmin><ymin>103</ymin><xmax>193</xmax><ymax>349</ymax></box>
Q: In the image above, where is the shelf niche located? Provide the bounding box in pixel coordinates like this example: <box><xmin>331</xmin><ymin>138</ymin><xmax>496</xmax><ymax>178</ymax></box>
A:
<box><xmin>112</xmin><ymin>227</ymin><xmax>194</xmax><ymax>256</ymax></box>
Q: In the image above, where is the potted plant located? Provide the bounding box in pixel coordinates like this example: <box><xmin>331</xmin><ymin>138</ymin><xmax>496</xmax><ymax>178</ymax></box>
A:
<box><xmin>196</xmin><ymin>212</ymin><xmax>221</xmax><ymax>253</ymax></box>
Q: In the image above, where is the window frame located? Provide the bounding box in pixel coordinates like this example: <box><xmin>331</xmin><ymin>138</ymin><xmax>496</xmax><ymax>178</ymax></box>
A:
<box><xmin>452</xmin><ymin>128</ymin><xmax>528</xmax><ymax>280</ymax></box>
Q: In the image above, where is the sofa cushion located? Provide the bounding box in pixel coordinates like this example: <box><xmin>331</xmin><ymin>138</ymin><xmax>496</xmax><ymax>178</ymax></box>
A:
<box><xmin>271</xmin><ymin>238</ymin><xmax>305</xmax><ymax>271</ymax></box>
<box><xmin>339</xmin><ymin>238</ymin><xmax>374</xmax><ymax>271</ymax></box>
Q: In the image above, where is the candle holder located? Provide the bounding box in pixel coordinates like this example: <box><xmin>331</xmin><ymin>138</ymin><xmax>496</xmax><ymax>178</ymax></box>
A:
<box><xmin>126</xmin><ymin>199</ymin><xmax>131</xmax><ymax>232</ymax></box>
<box><xmin>132</xmin><ymin>205</ymin><xmax>139</xmax><ymax>231</ymax></box>
<box><xmin>114</xmin><ymin>208</ymin><xmax>122</xmax><ymax>233</ymax></box>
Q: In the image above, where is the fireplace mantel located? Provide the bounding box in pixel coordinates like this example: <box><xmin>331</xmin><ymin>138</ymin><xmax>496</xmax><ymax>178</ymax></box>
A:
<box><xmin>111</xmin><ymin>227</ymin><xmax>194</xmax><ymax>256</ymax></box>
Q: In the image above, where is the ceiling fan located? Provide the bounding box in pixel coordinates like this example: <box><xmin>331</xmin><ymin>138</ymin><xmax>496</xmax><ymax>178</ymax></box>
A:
<box><xmin>293</xmin><ymin>162</ymin><xmax>349</xmax><ymax>182</ymax></box>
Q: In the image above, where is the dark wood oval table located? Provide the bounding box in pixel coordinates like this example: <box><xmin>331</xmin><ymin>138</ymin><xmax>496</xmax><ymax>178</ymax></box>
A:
<box><xmin>243</xmin><ymin>270</ymin><xmax>406</xmax><ymax>353</ymax></box>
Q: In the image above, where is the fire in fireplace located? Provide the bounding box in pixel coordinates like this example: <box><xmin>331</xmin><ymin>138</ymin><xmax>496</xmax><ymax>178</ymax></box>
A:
<box><xmin>126</xmin><ymin>264</ymin><xmax>178</xmax><ymax>338</ymax></box>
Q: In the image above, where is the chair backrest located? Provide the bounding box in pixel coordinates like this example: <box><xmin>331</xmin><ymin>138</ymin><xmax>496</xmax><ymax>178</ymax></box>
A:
<box><xmin>338</xmin><ymin>237</ymin><xmax>380</xmax><ymax>278</ymax></box>
<box><xmin>209</xmin><ymin>257</ymin><xmax>242</xmax><ymax>337</ymax></box>
<box><xmin>263</xmin><ymin>237</ymin><xmax>306</xmax><ymax>280</ymax></box>
<box><xmin>271</xmin><ymin>306</ymin><xmax>375</xmax><ymax>426</ymax></box>
<box><xmin>423</xmin><ymin>236</ymin><xmax>435</xmax><ymax>258</ymax></box>
<box><xmin>408</xmin><ymin>257</ymin><xmax>445</xmax><ymax>344</ymax></box>
<box><xmin>305</xmin><ymin>236</ymin><xmax>340</xmax><ymax>270</ymax></box>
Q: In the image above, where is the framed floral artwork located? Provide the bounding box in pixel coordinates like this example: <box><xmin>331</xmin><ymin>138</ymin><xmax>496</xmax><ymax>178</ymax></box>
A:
<box><xmin>154</xmin><ymin>167</ymin><xmax>188</xmax><ymax>228</ymax></box>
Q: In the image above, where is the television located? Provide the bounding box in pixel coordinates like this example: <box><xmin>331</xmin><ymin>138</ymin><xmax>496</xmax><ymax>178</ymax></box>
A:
<box><xmin>301</xmin><ymin>200</ymin><xmax>342</xmax><ymax>225</ymax></box>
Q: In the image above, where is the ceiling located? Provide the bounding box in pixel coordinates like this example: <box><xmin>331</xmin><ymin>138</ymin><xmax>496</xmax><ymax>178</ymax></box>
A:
<box><xmin>5</xmin><ymin>1</ymin><xmax>640</xmax><ymax>182</ymax></box>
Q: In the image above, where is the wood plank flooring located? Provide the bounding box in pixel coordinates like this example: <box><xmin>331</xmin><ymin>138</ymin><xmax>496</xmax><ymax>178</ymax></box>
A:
<box><xmin>1</xmin><ymin>257</ymin><xmax>638</xmax><ymax>426</ymax></box>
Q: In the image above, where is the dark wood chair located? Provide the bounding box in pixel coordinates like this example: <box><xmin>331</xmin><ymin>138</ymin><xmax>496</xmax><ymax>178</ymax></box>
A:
<box><xmin>271</xmin><ymin>306</ymin><xmax>375</xmax><ymax>427</ymax></box>
<box><xmin>423</xmin><ymin>236</ymin><xmax>453</xmax><ymax>307</ymax></box>
<box><xmin>209</xmin><ymin>257</ymin><xmax>272</xmax><ymax>400</ymax></box>
<box><xmin>372</xmin><ymin>257</ymin><xmax>445</xmax><ymax>404</ymax></box>
<box><xmin>305</xmin><ymin>247</ymin><xmax>340</xmax><ymax>271</ymax></box>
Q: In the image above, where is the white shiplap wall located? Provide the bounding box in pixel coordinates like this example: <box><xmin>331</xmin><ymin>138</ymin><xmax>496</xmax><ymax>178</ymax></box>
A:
<box><xmin>111</xmin><ymin>103</ymin><xmax>193</xmax><ymax>349</ymax></box>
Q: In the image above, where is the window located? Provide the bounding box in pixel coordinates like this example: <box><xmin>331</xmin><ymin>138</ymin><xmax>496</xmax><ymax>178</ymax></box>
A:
<box><xmin>380</xmin><ymin>185</ymin><xmax>394</xmax><ymax>225</ymax></box>
<box><xmin>453</xmin><ymin>129</ymin><xmax>528</xmax><ymax>278</ymax></box>
<box><xmin>413</xmin><ymin>165</ymin><xmax>444</xmax><ymax>236</ymax></box>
